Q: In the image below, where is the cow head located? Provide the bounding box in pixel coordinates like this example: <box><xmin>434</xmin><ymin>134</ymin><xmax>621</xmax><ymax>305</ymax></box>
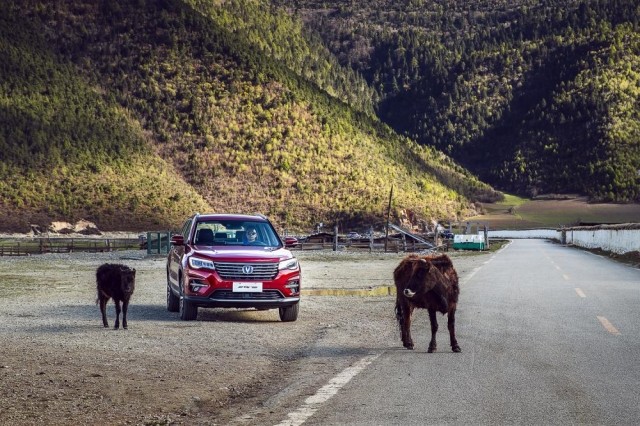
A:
<box><xmin>402</xmin><ymin>258</ymin><xmax>449</xmax><ymax>314</ymax></box>
<box><xmin>120</xmin><ymin>268</ymin><xmax>136</xmax><ymax>296</ymax></box>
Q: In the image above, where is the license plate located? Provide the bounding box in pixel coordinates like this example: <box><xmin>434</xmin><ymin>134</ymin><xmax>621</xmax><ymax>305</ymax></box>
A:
<box><xmin>233</xmin><ymin>282</ymin><xmax>263</xmax><ymax>292</ymax></box>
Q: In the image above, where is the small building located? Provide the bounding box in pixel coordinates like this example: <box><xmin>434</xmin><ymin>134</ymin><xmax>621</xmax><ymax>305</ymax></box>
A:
<box><xmin>453</xmin><ymin>234</ymin><xmax>485</xmax><ymax>250</ymax></box>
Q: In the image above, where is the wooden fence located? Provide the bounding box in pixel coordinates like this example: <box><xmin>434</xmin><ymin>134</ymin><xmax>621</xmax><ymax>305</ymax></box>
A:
<box><xmin>291</xmin><ymin>238</ymin><xmax>448</xmax><ymax>253</ymax></box>
<box><xmin>288</xmin><ymin>222</ymin><xmax>449</xmax><ymax>253</ymax></box>
<box><xmin>0</xmin><ymin>238</ymin><xmax>141</xmax><ymax>256</ymax></box>
<box><xmin>0</xmin><ymin>236</ymin><xmax>448</xmax><ymax>256</ymax></box>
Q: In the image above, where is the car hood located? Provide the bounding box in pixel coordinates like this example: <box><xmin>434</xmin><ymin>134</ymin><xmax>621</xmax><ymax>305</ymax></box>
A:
<box><xmin>190</xmin><ymin>246</ymin><xmax>294</xmax><ymax>262</ymax></box>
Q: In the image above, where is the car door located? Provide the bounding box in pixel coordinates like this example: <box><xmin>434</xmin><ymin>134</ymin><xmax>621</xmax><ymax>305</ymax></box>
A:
<box><xmin>168</xmin><ymin>219</ymin><xmax>192</xmax><ymax>288</ymax></box>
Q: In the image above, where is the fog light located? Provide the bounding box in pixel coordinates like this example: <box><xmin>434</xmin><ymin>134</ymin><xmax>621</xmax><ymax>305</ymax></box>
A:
<box><xmin>285</xmin><ymin>280</ymin><xmax>300</xmax><ymax>293</ymax></box>
<box><xmin>190</xmin><ymin>279</ymin><xmax>209</xmax><ymax>293</ymax></box>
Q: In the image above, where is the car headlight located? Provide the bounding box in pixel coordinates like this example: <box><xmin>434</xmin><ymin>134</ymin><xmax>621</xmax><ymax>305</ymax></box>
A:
<box><xmin>189</xmin><ymin>256</ymin><xmax>215</xmax><ymax>270</ymax></box>
<box><xmin>278</xmin><ymin>258</ymin><xmax>299</xmax><ymax>271</ymax></box>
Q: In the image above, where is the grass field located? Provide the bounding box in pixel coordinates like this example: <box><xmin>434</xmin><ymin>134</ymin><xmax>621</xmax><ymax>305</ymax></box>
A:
<box><xmin>463</xmin><ymin>195</ymin><xmax>640</xmax><ymax>230</ymax></box>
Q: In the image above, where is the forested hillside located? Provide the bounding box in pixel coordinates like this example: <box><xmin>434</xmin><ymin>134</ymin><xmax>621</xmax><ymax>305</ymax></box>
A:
<box><xmin>0</xmin><ymin>0</ymin><xmax>498</xmax><ymax>232</ymax></box>
<box><xmin>279</xmin><ymin>0</ymin><xmax>640</xmax><ymax>202</ymax></box>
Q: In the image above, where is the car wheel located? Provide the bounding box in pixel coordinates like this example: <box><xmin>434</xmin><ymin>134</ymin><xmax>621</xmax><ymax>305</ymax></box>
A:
<box><xmin>166</xmin><ymin>271</ymin><xmax>179</xmax><ymax>312</ymax></box>
<box><xmin>179</xmin><ymin>275</ymin><xmax>197</xmax><ymax>321</ymax></box>
<box><xmin>279</xmin><ymin>302</ymin><xmax>299</xmax><ymax>322</ymax></box>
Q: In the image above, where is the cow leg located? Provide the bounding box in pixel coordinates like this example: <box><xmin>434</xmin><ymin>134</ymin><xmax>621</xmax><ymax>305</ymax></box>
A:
<box><xmin>113</xmin><ymin>300</ymin><xmax>121</xmax><ymax>330</ymax></box>
<box><xmin>448</xmin><ymin>306</ymin><xmax>461</xmax><ymax>352</ymax></box>
<box><xmin>427</xmin><ymin>308</ymin><xmax>438</xmax><ymax>353</ymax></box>
<box><xmin>396</xmin><ymin>300</ymin><xmax>414</xmax><ymax>349</ymax></box>
<box><xmin>403</xmin><ymin>305</ymin><xmax>415</xmax><ymax>349</ymax></box>
<box><xmin>99</xmin><ymin>297</ymin><xmax>109</xmax><ymax>328</ymax></box>
<box><xmin>122</xmin><ymin>299</ymin><xmax>129</xmax><ymax>330</ymax></box>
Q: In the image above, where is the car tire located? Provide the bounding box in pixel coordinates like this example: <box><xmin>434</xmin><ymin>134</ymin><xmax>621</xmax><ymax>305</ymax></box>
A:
<box><xmin>179</xmin><ymin>275</ymin><xmax>197</xmax><ymax>321</ymax></box>
<box><xmin>279</xmin><ymin>303</ymin><xmax>299</xmax><ymax>322</ymax></box>
<box><xmin>166</xmin><ymin>271</ymin><xmax>179</xmax><ymax>313</ymax></box>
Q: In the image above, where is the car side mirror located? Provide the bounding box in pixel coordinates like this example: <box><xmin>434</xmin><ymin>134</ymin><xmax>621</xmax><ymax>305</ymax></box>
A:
<box><xmin>171</xmin><ymin>235</ymin><xmax>184</xmax><ymax>246</ymax></box>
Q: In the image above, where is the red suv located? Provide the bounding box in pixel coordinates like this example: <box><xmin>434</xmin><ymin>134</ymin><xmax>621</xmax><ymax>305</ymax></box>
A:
<box><xmin>166</xmin><ymin>213</ymin><xmax>301</xmax><ymax>321</ymax></box>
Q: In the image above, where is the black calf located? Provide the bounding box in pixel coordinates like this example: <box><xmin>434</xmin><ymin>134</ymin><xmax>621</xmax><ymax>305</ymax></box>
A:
<box><xmin>96</xmin><ymin>263</ymin><xmax>136</xmax><ymax>330</ymax></box>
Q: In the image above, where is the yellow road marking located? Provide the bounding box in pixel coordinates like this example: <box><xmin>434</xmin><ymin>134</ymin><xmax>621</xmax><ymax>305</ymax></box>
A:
<box><xmin>574</xmin><ymin>288</ymin><xmax>586</xmax><ymax>298</ymax></box>
<box><xmin>302</xmin><ymin>286</ymin><xmax>395</xmax><ymax>296</ymax></box>
<box><xmin>597</xmin><ymin>316</ymin><xmax>621</xmax><ymax>335</ymax></box>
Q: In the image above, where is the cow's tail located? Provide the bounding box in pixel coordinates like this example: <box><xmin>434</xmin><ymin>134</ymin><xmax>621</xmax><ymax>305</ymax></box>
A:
<box><xmin>96</xmin><ymin>288</ymin><xmax>109</xmax><ymax>304</ymax></box>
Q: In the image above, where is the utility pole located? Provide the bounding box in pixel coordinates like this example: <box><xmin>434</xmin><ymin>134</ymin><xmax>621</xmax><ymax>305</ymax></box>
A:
<box><xmin>384</xmin><ymin>185</ymin><xmax>393</xmax><ymax>252</ymax></box>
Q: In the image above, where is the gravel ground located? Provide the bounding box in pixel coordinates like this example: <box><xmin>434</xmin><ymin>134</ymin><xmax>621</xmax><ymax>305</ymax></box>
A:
<box><xmin>0</xmin><ymin>248</ymin><xmax>491</xmax><ymax>425</ymax></box>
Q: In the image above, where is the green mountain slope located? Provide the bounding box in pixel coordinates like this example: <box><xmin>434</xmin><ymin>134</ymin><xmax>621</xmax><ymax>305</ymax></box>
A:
<box><xmin>0</xmin><ymin>0</ymin><xmax>498</xmax><ymax>232</ymax></box>
<box><xmin>185</xmin><ymin>0</ymin><xmax>378</xmax><ymax>116</ymax></box>
<box><xmin>479</xmin><ymin>24</ymin><xmax>640</xmax><ymax>201</ymax></box>
<box><xmin>280</xmin><ymin>0</ymin><xmax>640</xmax><ymax>202</ymax></box>
<box><xmin>0</xmin><ymin>9</ymin><xmax>211</xmax><ymax>231</ymax></box>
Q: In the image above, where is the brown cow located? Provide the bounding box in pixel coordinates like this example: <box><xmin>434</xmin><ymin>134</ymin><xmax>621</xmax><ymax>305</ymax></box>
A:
<box><xmin>394</xmin><ymin>253</ymin><xmax>461</xmax><ymax>352</ymax></box>
<box><xmin>96</xmin><ymin>263</ymin><xmax>136</xmax><ymax>330</ymax></box>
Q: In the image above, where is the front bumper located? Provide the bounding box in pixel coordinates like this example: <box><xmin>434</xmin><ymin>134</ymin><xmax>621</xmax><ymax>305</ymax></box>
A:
<box><xmin>182</xmin><ymin>292</ymin><xmax>300</xmax><ymax>309</ymax></box>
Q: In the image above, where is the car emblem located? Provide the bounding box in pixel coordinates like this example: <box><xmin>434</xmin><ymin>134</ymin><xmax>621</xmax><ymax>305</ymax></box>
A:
<box><xmin>242</xmin><ymin>265</ymin><xmax>254</xmax><ymax>274</ymax></box>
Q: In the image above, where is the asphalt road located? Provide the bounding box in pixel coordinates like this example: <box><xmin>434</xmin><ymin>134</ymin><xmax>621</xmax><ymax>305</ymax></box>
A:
<box><xmin>279</xmin><ymin>239</ymin><xmax>640</xmax><ymax>425</ymax></box>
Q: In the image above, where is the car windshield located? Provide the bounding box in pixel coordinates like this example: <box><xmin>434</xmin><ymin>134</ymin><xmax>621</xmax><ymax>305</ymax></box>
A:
<box><xmin>193</xmin><ymin>220</ymin><xmax>282</xmax><ymax>248</ymax></box>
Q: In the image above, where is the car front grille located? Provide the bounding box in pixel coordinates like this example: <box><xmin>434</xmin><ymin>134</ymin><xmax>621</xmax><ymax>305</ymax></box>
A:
<box><xmin>214</xmin><ymin>262</ymin><xmax>278</xmax><ymax>280</ymax></box>
<box><xmin>211</xmin><ymin>290</ymin><xmax>284</xmax><ymax>300</ymax></box>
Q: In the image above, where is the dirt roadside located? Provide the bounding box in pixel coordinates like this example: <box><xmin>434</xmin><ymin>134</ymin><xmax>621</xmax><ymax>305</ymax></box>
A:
<box><xmin>0</xmin><ymin>248</ymin><xmax>492</xmax><ymax>425</ymax></box>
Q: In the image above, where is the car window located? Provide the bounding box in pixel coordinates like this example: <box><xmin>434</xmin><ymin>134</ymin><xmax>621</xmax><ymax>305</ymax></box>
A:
<box><xmin>181</xmin><ymin>219</ymin><xmax>191</xmax><ymax>239</ymax></box>
<box><xmin>193</xmin><ymin>220</ymin><xmax>282</xmax><ymax>247</ymax></box>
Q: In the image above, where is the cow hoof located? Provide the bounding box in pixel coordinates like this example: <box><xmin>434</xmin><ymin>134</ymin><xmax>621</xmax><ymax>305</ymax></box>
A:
<box><xmin>428</xmin><ymin>345</ymin><xmax>436</xmax><ymax>353</ymax></box>
<box><xmin>452</xmin><ymin>345</ymin><xmax>461</xmax><ymax>353</ymax></box>
<box><xmin>403</xmin><ymin>342</ymin><xmax>414</xmax><ymax>350</ymax></box>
